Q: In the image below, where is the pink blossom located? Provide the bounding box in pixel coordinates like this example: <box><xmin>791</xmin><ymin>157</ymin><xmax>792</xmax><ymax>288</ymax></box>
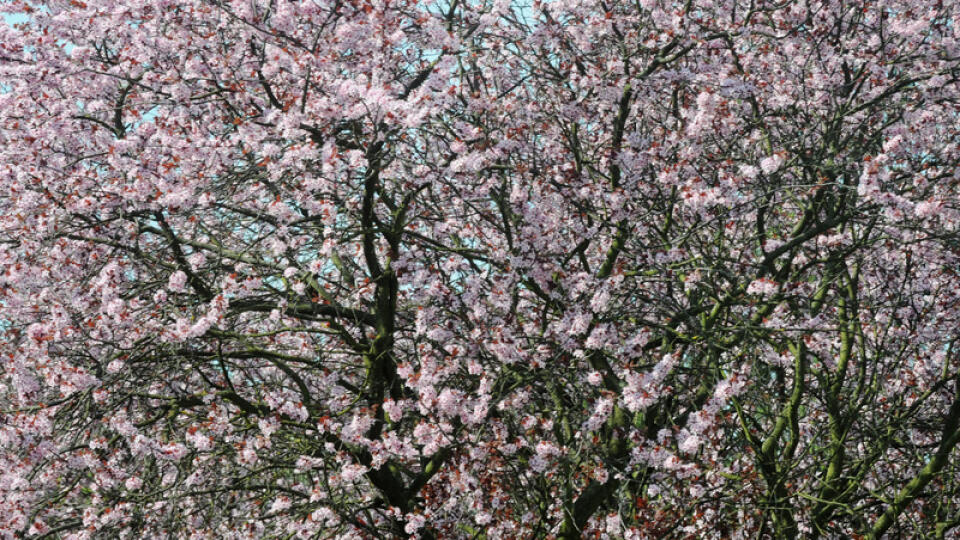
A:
<box><xmin>404</xmin><ymin>514</ymin><xmax>426</xmax><ymax>535</ymax></box>
<box><xmin>760</xmin><ymin>154</ymin><xmax>784</xmax><ymax>174</ymax></box>
<box><xmin>167</xmin><ymin>271</ymin><xmax>188</xmax><ymax>292</ymax></box>
<box><xmin>747</xmin><ymin>278</ymin><xmax>778</xmax><ymax>296</ymax></box>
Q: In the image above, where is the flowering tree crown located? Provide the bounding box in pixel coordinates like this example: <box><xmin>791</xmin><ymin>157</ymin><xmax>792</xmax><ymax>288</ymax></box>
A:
<box><xmin>2</xmin><ymin>0</ymin><xmax>960</xmax><ymax>538</ymax></box>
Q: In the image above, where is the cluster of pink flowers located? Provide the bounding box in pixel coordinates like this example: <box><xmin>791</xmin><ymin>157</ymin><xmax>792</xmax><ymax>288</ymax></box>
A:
<box><xmin>2</xmin><ymin>0</ymin><xmax>960</xmax><ymax>537</ymax></box>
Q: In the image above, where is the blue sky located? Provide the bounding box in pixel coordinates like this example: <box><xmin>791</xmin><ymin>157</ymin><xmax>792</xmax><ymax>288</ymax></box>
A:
<box><xmin>3</xmin><ymin>12</ymin><xmax>28</xmax><ymax>25</ymax></box>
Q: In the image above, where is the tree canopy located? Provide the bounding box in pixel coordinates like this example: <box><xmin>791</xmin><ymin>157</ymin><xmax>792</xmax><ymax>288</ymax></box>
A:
<box><xmin>3</xmin><ymin>0</ymin><xmax>960</xmax><ymax>538</ymax></box>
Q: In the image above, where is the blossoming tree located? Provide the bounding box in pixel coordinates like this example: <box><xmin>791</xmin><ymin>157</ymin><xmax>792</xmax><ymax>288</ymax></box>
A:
<box><xmin>3</xmin><ymin>0</ymin><xmax>960</xmax><ymax>537</ymax></box>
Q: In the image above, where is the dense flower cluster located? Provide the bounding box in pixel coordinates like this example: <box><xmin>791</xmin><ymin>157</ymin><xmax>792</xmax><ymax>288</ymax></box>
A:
<box><xmin>3</xmin><ymin>0</ymin><xmax>960</xmax><ymax>538</ymax></box>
